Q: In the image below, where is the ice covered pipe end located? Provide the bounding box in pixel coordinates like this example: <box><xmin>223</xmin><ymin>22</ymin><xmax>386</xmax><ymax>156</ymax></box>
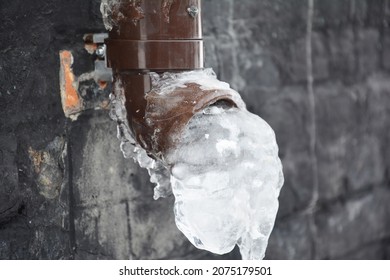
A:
<box><xmin>102</xmin><ymin>0</ymin><xmax>284</xmax><ymax>260</ymax></box>
<box><xmin>121</xmin><ymin>70</ymin><xmax>246</xmax><ymax>160</ymax></box>
<box><xmin>110</xmin><ymin>69</ymin><xmax>284</xmax><ymax>260</ymax></box>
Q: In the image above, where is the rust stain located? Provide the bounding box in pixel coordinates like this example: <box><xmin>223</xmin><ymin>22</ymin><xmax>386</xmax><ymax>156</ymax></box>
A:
<box><xmin>27</xmin><ymin>138</ymin><xmax>65</xmax><ymax>200</ymax></box>
<box><xmin>28</xmin><ymin>147</ymin><xmax>44</xmax><ymax>174</ymax></box>
<box><xmin>162</xmin><ymin>0</ymin><xmax>175</xmax><ymax>23</ymax></box>
<box><xmin>59</xmin><ymin>50</ymin><xmax>82</xmax><ymax>118</ymax></box>
<box><xmin>84</xmin><ymin>43</ymin><xmax>98</xmax><ymax>55</ymax></box>
<box><xmin>83</xmin><ymin>33</ymin><xmax>94</xmax><ymax>44</ymax></box>
<box><xmin>100</xmin><ymin>99</ymin><xmax>110</xmax><ymax>110</ymax></box>
<box><xmin>120</xmin><ymin>0</ymin><xmax>145</xmax><ymax>25</ymax></box>
<box><xmin>98</xmin><ymin>80</ymin><xmax>108</xmax><ymax>89</ymax></box>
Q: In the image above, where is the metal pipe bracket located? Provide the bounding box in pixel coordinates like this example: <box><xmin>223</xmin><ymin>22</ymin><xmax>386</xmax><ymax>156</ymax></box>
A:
<box><xmin>59</xmin><ymin>33</ymin><xmax>113</xmax><ymax>120</ymax></box>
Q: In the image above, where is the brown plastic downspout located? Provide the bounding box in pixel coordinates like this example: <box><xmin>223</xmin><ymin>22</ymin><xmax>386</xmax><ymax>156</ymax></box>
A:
<box><xmin>106</xmin><ymin>0</ymin><xmax>239</xmax><ymax>159</ymax></box>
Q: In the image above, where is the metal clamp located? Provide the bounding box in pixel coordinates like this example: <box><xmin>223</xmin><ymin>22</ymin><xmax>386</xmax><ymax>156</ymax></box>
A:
<box><xmin>59</xmin><ymin>33</ymin><xmax>113</xmax><ymax>120</ymax></box>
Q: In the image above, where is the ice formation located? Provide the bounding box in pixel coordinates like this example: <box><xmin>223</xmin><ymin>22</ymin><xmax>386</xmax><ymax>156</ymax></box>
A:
<box><xmin>100</xmin><ymin>0</ymin><xmax>116</xmax><ymax>31</ymax></box>
<box><xmin>110</xmin><ymin>69</ymin><xmax>284</xmax><ymax>260</ymax></box>
<box><xmin>166</xmin><ymin>106</ymin><xmax>284</xmax><ymax>259</ymax></box>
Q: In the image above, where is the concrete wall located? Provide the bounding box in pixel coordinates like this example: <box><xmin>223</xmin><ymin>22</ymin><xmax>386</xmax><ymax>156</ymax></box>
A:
<box><xmin>0</xmin><ymin>0</ymin><xmax>389</xmax><ymax>259</ymax></box>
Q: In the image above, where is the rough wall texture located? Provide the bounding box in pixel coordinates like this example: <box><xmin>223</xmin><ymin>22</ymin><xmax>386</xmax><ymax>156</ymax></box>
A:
<box><xmin>0</xmin><ymin>0</ymin><xmax>389</xmax><ymax>259</ymax></box>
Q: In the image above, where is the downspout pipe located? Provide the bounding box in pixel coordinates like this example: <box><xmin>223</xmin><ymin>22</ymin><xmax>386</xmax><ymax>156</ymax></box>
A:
<box><xmin>102</xmin><ymin>1</ymin><xmax>284</xmax><ymax>260</ymax></box>
<box><xmin>105</xmin><ymin>0</ymin><xmax>241</xmax><ymax>159</ymax></box>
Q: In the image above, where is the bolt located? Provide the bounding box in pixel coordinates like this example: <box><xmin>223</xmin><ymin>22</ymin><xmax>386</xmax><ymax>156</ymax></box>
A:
<box><xmin>187</xmin><ymin>5</ymin><xmax>199</xmax><ymax>18</ymax></box>
<box><xmin>96</xmin><ymin>45</ymin><xmax>106</xmax><ymax>58</ymax></box>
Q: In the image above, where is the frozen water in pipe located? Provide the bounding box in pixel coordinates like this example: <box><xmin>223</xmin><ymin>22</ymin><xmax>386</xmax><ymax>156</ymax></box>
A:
<box><xmin>100</xmin><ymin>0</ymin><xmax>121</xmax><ymax>31</ymax></box>
<box><xmin>110</xmin><ymin>69</ymin><xmax>284</xmax><ymax>260</ymax></box>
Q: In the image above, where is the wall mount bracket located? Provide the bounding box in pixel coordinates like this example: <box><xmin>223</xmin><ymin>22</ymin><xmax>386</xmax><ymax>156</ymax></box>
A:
<box><xmin>59</xmin><ymin>33</ymin><xmax>113</xmax><ymax>120</ymax></box>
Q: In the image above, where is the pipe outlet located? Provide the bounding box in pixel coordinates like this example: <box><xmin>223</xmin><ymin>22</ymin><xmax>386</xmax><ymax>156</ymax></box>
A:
<box><xmin>102</xmin><ymin>0</ymin><xmax>284</xmax><ymax>260</ymax></box>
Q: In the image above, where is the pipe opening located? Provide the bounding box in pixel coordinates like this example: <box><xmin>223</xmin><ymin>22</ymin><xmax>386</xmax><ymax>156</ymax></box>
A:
<box><xmin>207</xmin><ymin>99</ymin><xmax>237</xmax><ymax>109</ymax></box>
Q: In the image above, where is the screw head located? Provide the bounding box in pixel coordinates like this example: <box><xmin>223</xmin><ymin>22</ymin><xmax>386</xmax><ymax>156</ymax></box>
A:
<box><xmin>96</xmin><ymin>45</ymin><xmax>106</xmax><ymax>58</ymax></box>
<box><xmin>187</xmin><ymin>6</ymin><xmax>199</xmax><ymax>18</ymax></box>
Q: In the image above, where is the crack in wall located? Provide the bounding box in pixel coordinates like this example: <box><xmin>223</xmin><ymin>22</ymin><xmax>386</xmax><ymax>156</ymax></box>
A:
<box><xmin>124</xmin><ymin>200</ymin><xmax>134</xmax><ymax>259</ymax></box>
<box><xmin>305</xmin><ymin>0</ymin><xmax>320</xmax><ymax>259</ymax></box>
<box><xmin>66</xmin><ymin>120</ymin><xmax>77</xmax><ymax>259</ymax></box>
<box><xmin>227</xmin><ymin>0</ymin><xmax>244</xmax><ymax>91</ymax></box>
<box><xmin>306</xmin><ymin>0</ymin><xmax>319</xmax><ymax>212</ymax></box>
<box><xmin>379</xmin><ymin>0</ymin><xmax>389</xmax><ymax>71</ymax></box>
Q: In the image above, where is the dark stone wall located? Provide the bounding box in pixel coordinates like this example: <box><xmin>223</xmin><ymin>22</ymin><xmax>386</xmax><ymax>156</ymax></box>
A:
<box><xmin>0</xmin><ymin>0</ymin><xmax>389</xmax><ymax>259</ymax></box>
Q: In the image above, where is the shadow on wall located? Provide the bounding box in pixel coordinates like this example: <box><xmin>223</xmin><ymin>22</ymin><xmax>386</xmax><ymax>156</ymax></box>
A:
<box><xmin>0</xmin><ymin>0</ymin><xmax>389</xmax><ymax>259</ymax></box>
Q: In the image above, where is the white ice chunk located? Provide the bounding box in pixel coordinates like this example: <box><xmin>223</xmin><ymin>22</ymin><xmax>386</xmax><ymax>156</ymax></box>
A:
<box><xmin>165</xmin><ymin>106</ymin><xmax>284</xmax><ymax>260</ymax></box>
<box><xmin>110</xmin><ymin>69</ymin><xmax>284</xmax><ymax>259</ymax></box>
